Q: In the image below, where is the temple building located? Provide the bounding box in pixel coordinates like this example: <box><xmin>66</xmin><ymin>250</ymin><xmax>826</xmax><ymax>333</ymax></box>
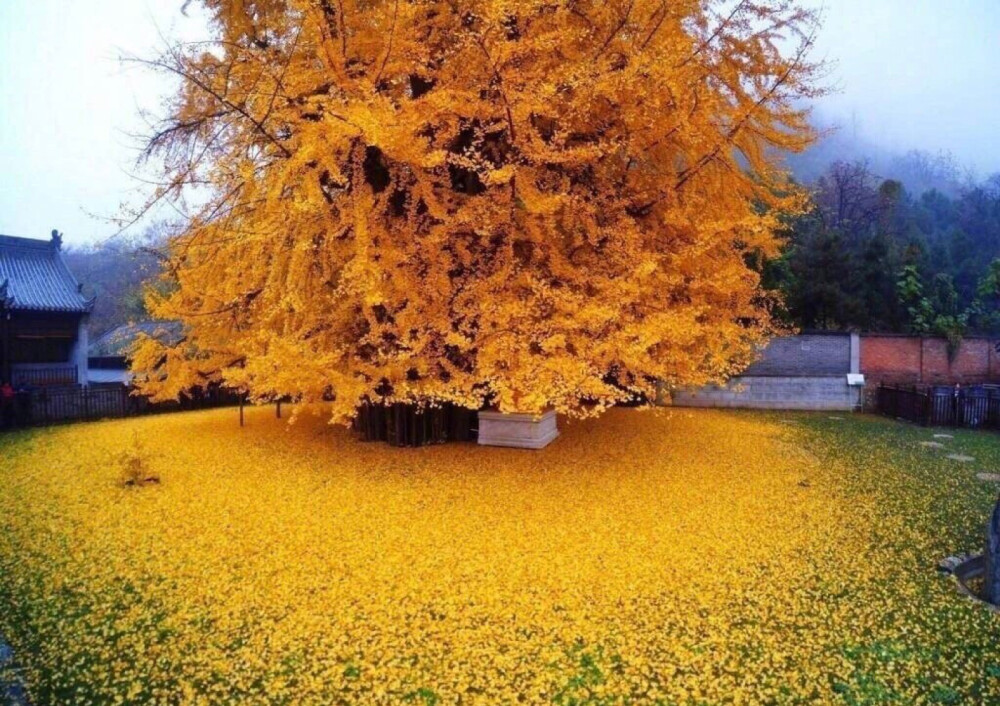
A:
<box><xmin>0</xmin><ymin>230</ymin><xmax>93</xmax><ymax>387</ymax></box>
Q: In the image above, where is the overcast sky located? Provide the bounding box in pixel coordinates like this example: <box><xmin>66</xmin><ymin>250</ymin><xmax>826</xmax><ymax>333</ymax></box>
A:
<box><xmin>1</xmin><ymin>0</ymin><xmax>999</xmax><ymax>247</ymax></box>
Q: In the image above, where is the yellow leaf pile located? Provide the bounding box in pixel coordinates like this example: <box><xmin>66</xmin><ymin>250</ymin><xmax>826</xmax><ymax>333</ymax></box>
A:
<box><xmin>1</xmin><ymin>409</ymin><xmax>999</xmax><ymax>703</ymax></box>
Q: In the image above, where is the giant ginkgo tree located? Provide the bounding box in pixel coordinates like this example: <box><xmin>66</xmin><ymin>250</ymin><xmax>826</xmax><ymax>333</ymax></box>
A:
<box><xmin>132</xmin><ymin>0</ymin><xmax>823</xmax><ymax>422</ymax></box>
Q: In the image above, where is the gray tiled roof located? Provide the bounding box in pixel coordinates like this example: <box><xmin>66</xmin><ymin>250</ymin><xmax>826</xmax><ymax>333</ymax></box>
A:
<box><xmin>90</xmin><ymin>321</ymin><xmax>184</xmax><ymax>357</ymax></box>
<box><xmin>0</xmin><ymin>234</ymin><xmax>94</xmax><ymax>313</ymax></box>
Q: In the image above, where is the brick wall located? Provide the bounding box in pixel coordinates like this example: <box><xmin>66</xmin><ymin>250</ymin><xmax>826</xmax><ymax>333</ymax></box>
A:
<box><xmin>860</xmin><ymin>336</ymin><xmax>922</xmax><ymax>385</ymax></box>
<box><xmin>670</xmin><ymin>333</ymin><xmax>1000</xmax><ymax>412</ymax></box>
<box><xmin>860</xmin><ymin>335</ymin><xmax>1000</xmax><ymax>386</ymax></box>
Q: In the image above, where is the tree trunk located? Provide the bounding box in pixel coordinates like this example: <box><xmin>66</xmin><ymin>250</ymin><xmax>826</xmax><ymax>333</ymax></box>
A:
<box><xmin>354</xmin><ymin>402</ymin><xmax>477</xmax><ymax>447</ymax></box>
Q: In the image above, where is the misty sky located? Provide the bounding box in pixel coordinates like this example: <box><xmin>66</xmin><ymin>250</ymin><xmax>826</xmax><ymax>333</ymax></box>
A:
<box><xmin>1</xmin><ymin>1</ymin><xmax>999</xmax><ymax>247</ymax></box>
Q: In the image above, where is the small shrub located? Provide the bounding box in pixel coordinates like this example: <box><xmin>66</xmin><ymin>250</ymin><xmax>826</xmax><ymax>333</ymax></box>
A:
<box><xmin>117</xmin><ymin>433</ymin><xmax>160</xmax><ymax>488</ymax></box>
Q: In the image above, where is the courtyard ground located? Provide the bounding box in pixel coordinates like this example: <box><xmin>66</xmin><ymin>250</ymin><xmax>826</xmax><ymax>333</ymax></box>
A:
<box><xmin>0</xmin><ymin>407</ymin><xmax>999</xmax><ymax>704</ymax></box>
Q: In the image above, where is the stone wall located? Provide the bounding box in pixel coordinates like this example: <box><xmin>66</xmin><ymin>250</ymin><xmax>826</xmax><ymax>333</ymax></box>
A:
<box><xmin>671</xmin><ymin>376</ymin><xmax>861</xmax><ymax>410</ymax></box>
<box><xmin>670</xmin><ymin>333</ymin><xmax>860</xmax><ymax>411</ymax></box>
<box><xmin>743</xmin><ymin>333</ymin><xmax>852</xmax><ymax>376</ymax></box>
<box><xmin>669</xmin><ymin>333</ymin><xmax>1000</xmax><ymax>413</ymax></box>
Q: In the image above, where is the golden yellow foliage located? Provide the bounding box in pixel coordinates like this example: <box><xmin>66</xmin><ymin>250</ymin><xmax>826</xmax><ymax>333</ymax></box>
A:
<box><xmin>2</xmin><ymin>409</ymin><xmax>999</xmax><ymax>703</ymax></box>
<box><xmin>134</xmin><ymin>0</ymin><xmax>823</xmax><ymax>421</ymax></box>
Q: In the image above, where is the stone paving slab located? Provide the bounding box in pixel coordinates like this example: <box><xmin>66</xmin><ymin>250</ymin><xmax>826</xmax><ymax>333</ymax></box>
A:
<box><xmin>977</xmin><ymin>473</ymin><xmax>1000</xmax><ymax>482</ymax></box>
<box><xmin>919</xmin><ymin>441</ymin><xmax>945</xmax><ymax>449</ymax></box>
<box><xmin>947</xmin><ymin>454</ymin><xmax>975</xmax><ymax>463</ymax></box>
<box><xmin>0</xmin><ymin>640</ymin><xmax>30</xmax><ymax>706</ymax></box>
<box><xmin>933</xmin><ymin>434</ymin><xmax>954</xmax><ymax>439</ymax></box>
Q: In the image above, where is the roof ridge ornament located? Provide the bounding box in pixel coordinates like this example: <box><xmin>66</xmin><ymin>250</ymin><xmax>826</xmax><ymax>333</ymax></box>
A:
<box><xmin>50</xmin><ymin>229</ymin><xmax>63</xmax><ymax>250</ymax></box>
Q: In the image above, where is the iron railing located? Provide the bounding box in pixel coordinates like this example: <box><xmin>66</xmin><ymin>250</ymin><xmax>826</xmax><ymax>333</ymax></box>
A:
<box><xmin>11</xmin><ymin>365</ymin><xmax>78</xmax><ymax>387</ymax></box>
<box><xmin>0</xmin><ymin>385</ymin><xmax>242</xmax><ymax>429</ymax></box>
<box><xmin>876</xmin><ymin>384</ymin><xmax>1000</xmax><ymax>429</ymax></box>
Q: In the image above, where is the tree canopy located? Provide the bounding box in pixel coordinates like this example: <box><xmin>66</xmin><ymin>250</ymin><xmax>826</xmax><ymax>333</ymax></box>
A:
<box><xmin>133</xmin><ymin>0</ymin><xmax>822</xmax><ymax>421</ymax></box>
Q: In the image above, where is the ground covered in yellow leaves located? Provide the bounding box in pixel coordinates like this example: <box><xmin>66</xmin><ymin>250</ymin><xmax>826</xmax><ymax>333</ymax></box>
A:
<box><xmin>1</xmin><ymin>408</ymin><xmax>999</xmax><ymax>704</ymax></box>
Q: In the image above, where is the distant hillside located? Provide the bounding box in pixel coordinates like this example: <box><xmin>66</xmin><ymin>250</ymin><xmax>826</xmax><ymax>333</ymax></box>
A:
<box><xmin>785</xmin><ymin>116</ymin><xmax>975</xmax><ymax>196</ymax></box>
<box><xmin>64</xmin><ymin>230</ymin><xmax>165</xmax><ymax>338</ymax></box>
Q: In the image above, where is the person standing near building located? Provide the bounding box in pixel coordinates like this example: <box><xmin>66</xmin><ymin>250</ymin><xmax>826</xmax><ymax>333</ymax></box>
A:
<box><xmin>0</xmin><ymin>380</ymin><xmax>15</xmax><ymax>428</ymax></box>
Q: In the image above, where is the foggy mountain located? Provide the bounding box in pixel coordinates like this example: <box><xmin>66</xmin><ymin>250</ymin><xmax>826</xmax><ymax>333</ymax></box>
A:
<box><xmin>785</xmin><ymin>113</ymin><xmax>978</xmax><ymax>198</ymax></box>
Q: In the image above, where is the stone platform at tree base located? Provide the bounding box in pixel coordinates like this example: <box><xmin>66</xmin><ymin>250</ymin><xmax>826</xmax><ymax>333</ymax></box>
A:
<box><xmin>477</xmin><ymin>410</ymin><xmax>559</xmax><ymax>449</ymax></box>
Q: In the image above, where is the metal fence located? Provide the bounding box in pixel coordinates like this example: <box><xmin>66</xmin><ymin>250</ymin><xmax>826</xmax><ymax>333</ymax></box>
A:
<box><xmin>0</xmin><ymin>385</ymin><xmax>242</xmax><ymax>429</ymax></box>
<box><xmin>876</xmin><ymin>384</ymin><xmax>1000</xmax><ymax>429</ymax></box>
